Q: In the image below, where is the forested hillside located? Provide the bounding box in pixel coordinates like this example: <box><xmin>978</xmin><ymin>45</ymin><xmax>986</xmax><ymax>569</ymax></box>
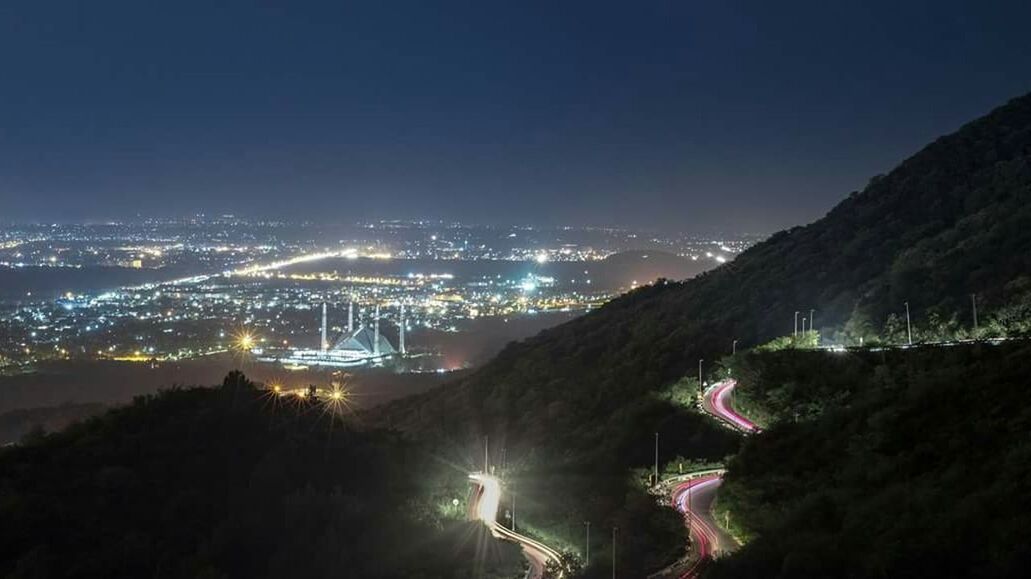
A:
<box><xmin>371</xmin><ymin>92</ymin><xmax>1031</xmax><ymax>575</ymax></box>
<box><xmin>378</xmin><ymin>91</ymin><xmax>1031</xmax><ymax>447</ymax></box>
<box><xmin>710</xmin><ymin>342</ymin><xmax>1031</xmax><ymax>578</ymax></box>
<box><xmin>0</xmin><ymin>372</ymin><xmax>523</xmax><ymax>579</ymax></box>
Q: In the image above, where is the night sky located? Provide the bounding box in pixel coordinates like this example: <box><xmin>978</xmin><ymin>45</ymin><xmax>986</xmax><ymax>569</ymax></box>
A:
<box><xmin>2</xmin><ymin>0</ymin><xmax>1030</xmax><ymax>232</ymax></box>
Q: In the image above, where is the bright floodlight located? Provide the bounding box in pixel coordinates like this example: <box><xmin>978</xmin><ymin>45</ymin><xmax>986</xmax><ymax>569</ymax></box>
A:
<box><xmin>237</xmin><ymin>332</ymin><xmax>255</xmax><ymax>350</ymax></box>
<box><xmin>469</xmin><ymin>473</ymin><xmax>501</xmax><ymax>525</ymax></box>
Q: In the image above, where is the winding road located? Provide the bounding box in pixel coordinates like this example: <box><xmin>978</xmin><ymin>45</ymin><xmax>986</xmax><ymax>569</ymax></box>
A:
<box><xmin>670</xmin><ymin>474</ymin><xmax>738</xmax><ymax>578</ymax></box>
<box><xmin>668</xmin><ymin>379</ymin><xmax>756</xmax><ymax>578</ymax></box>
<box><xmin>469</xmin><ymin>473</ymin><xmax>563</xmax><ymax>579</ymax></box>
<box><xmin>467</xmin><ymin>379</ymin><xmax>755</xmax><ymax>578</ymax></box>
<box><xmin>702</xmin><ymin>379</ymin><xmax>757</xmax><ymax>433</ymax></box>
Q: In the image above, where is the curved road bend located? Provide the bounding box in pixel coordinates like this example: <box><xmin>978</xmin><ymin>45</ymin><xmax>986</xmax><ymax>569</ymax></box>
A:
<box><xmin>702</xmin><ymin>379</ymin><xmax>757</xmax><ymax>433</ymax></box>
<box><xmin>671</xmin><ymin>474</ymin><xmax>739</xmax><ymax>578</ymax></box>
<box><xmin>469</xmin><ymin>473</ymin><xmax>563</xmax><ymax>579</ymax></box>
<box><xmin>468</xmin><ymin>380</ymin><xmax>755</xmax><ymax>578</ymax></box>
<box><xmin>669</xmin><ymin>379</ymin><xmax>755</xmax><ymax>577</ymax></box>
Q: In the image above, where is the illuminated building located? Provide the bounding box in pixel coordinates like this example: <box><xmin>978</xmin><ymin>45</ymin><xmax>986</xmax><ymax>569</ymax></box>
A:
<box><xmin>259</xmin><ymin>301</ymin><xmax>404</xmax><ymax>367</ymax></box>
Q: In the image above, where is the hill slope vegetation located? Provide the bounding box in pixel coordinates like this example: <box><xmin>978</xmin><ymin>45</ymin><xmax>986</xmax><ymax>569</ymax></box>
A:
<box><xmin>0</xmin><ymin>372</ymin><xmax>523</xmax><ymax>579</ymax></box>
<box><xmin>379</xmin><ymin>91</ymin><xmax>1031</xmax><ymax>449</ymax></box>
<box><xmin>711</xmin><ymin>342</ymin><xmax>1031</xmax><ymax>578</ymax></box>
<box><xmin>373</xmin><ymin>93</ymin><xmax>1031</xmax><ymax>575</ymax></box>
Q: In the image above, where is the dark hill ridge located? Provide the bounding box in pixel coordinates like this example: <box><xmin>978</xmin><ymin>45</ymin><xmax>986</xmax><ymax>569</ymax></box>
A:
<box><xmin>710</xmin><ymin>342</ymin><xmax>1031</xmax><ymax>578</ymax></box>
<box><xmin>0</xmin><ymin>374</ymin><xmax>524</xmax><ymax>578</ymax></box>
<box><xmin>367</xmin><ymin>92</ymin><xmax>1031</xmax><ymax>577</ymax></box>
<box><xmin>373</xmin><ymin>91</ymin><xmax>1031</xmax><ymax>458</ymax></box>
<box><xmin>594</xmin><ymin>249</ymin><xmax>710</xmax><ymax>289</ymax></box>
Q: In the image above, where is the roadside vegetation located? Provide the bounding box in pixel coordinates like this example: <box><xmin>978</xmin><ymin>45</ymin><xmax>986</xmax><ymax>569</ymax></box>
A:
<box><xmin>475</xmin><ymin>395</ymin><xmax>740</xmax><ymax>578</ymax></box>
<box><xmin>709</xmin><ymin>341</ymin><xmax>1031</xmax><ymax>578</ymax></box>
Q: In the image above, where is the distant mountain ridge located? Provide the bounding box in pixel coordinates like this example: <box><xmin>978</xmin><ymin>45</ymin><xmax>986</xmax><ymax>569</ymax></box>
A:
<box><xmin>593</xmin><ymin>249</ymin><xmax>709</xmax><ymax>289</ymax></box>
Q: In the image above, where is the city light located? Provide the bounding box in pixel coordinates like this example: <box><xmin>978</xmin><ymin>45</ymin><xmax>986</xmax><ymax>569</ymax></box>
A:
<box><xmin>0</xmin><ymin>219</ymin><xmax>753</xmax><ymax>371</ymax></box>
<box><xmin>234</xmin><ymin>330</ymin><xmax>256</xmax><ymax>352</ymax></box>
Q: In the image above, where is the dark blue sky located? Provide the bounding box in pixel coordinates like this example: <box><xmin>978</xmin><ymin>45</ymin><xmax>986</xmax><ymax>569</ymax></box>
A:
<box><xmin>2</xmin><ymin>0</ymin><xmax>1030</xmax><ymax>232</ymax></box>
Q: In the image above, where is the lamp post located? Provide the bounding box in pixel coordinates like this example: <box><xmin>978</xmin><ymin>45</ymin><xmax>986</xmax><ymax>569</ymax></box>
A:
<box><xmin>732</xmin><ymin>339</ymin><xmax>737</xmax><ymax>355</ymax></box>
<box><xmin>904</xmin><ymin>302</ymin><xmax>913</xmax><ymax>345</ymax></box>
<box><xmin>584</xmin><ymin>521</ymin><xmax>591</xmax><ymax>567</ymax></box>
<box><xmin>809</xmin><ymin>309</ymin><xmax>815</xmax><ymax>333</ymax></box>
<box><xmin>653</xmin><ymin>432</ymin><xmax>659</xmax><ymax>487</ymax></box>
<box><xmin>971</xmin><ymin>294</ymin><xmax>979</xmax><ymax>332</ymax></box>
<box><xmin>687</xmin><ymin>477</ymin><xmax>692</xmax><ymax>528</ymax></box>
<box><xmin>612</xmin><ymin>526</ymin><xmax>618</xmax><ymax>579</ymax></box>
<box><xmin>794</xmin><ymin>311</ymin><xmax>800</xmax><ymax>337</ymax></box>
<box><xmin>698</xmin><ymin>359</ymin><xmax>704</xmax><ymax>398</ymax></box>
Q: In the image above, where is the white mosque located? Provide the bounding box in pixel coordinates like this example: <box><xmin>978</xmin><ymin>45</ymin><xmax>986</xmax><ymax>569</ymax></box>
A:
<box><xmin>260</xmin><ymin>301</ymin><xmax>406</xmax><ymax>368</ymax></box>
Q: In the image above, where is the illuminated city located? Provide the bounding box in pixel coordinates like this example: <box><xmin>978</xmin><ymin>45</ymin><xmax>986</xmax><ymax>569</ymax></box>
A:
<box><xmin>2</xmin><ymin>3</ymin><xmax>1029</xmax><ymax>578</ymax></box>
<box><xmin>0</xmin><ymin>219</ymin><xmax>757</xmax><ymax>372</ymax></box>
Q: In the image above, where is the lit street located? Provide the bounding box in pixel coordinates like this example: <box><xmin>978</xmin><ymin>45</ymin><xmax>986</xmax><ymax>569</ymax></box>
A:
<box><xmin>662</xmin><ymin>378</ymin><xmax>756</xmax><ymax>577</ymax></box>
<box><xmin>669</xmin><ymin>474</ymin><xmax>739</xmax><ymax>578</ymax></box>
<box><xmin>469</xmin><ymin>473</ymin><xmax>564</xmax><ymax>579</ymax></box>
<box><xmin>702</xmin><ymin>380</ymin><xmax>758</xmax><ymax>433</ymax></box>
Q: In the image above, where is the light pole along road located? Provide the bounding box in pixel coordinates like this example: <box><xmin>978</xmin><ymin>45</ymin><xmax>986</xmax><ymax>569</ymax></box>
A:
<box><xmin>469</xmin><ymin>473</ymin><xmax>564</xmax><ymax>579</ymax></box>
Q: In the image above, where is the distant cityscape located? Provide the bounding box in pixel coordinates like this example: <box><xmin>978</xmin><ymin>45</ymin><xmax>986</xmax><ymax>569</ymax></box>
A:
<box><xmin>0</xmin><ymin>218</ymin><xmax>761</xmax><ymax>372</ymax></box>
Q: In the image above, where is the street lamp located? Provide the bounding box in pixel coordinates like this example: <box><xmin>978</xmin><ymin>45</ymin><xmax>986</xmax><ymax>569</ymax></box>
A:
<box><xmin>686</xmin><ymin>477</ymin><xmax>693</xmax><ymax>528</ymax></box>
<box><xmin>612</xmin><ymin>526</ymin><xmax>618</xmax><ymax>579</ymax></box>
<box><xmin>809</xmin><ymin>309</ymin><xmax>815</xmax><ymax>333</ymax></box>
<box><xmin>653</xmin><ymin>432</ymin><xmax>659</xmax><ymax>487</ymax></box>
<box><xmin>904</xmin><ymin>302</ymin><xmax>913</xmax><ymax>345</ymax></box>
<box><xmin>971</xmin><ymin>294</ymin><xmax>979</xmax><ymax>331</ymax></box>
<box><xmin>698</xmin><ymin>359</ymin><xmax>704</xmax><ymax>398</ymax></box>
<box><xmin>794</xmin><ymin>311</ymin><xmax>800</xmax><ymax>337</ymax></box>
<box><xmin>732</xmin><ymin>339</ymin><xmax>737</xmax><ymax>355</ymax></box>
<box><xmin>584</xmin><ymin>521</ymin><xmax>591</xmax><ymax>567</ymax></box>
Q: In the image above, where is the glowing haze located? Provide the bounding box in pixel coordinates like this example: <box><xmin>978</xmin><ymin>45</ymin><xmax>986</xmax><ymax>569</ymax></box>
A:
<box><xmin>2</xmin><ymin>0</ymin><xmax>1030</xmax><ymax>232</ymax></box>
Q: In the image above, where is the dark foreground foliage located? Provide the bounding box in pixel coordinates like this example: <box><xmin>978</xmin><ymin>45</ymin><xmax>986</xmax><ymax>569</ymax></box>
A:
<box><xmin>0</xmin><ymin>401</ymin><xmax>106</xmax><ymax>445</ymax></box>
<box><xmin>0</xmin><ymin>372</ymin><xmax>523</xmax><ymax>579</ymax></box>
<box><xmin>709</xmin><ymin>341</ymin><xmax>1031</xmax><ymax>579</ymax></box>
